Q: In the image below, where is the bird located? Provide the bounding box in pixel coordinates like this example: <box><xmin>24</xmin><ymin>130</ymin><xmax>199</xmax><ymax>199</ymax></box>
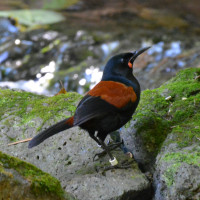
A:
<box><xmin>28</xmin><ymin>47</ymin><xmax>150</xmax><ymax>166</ymax></box>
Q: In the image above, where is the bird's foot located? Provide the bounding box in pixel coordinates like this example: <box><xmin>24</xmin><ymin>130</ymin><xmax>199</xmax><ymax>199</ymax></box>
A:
<box><xmin>93</xmin><ymin>141</ymin><xmax>123</xmax><ymax>161</ymax></box>
<box><xmin>107</xmin><ymin>141</ymin><xmax>123</xmax><ymax>149</ymax></box>
<box><xmin>93</xmin><ymin>151</ymin><xmax>106</xmax><ymax>161</ymax></box>
<box><xmin>95</xmin><ymin>159</ymin><xmax>134</xmax><ymax>172</ymax></box>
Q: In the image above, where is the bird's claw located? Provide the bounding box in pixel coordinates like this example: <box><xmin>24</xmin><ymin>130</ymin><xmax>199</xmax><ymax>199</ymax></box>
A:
<box><xmin>93</xmin><ymin>141</ymin><xmax>123</xmax><ymax>161</ymax></box>
<box><xmin>95</xmin><ymin>159</ymin><xmax>134</xmax><ymax>172</ymax></box>
<box><xmin>93</xmin><ymin>151</ymin><xmax>107</xmax><ymax>161</ymax></box>
<box><xmin>107</xmin><ymin>141</ymin><xmax>123</xmax><ymax>149</ymax></box>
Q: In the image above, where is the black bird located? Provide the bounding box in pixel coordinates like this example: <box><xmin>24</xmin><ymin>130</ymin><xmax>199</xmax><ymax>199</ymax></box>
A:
<box><xmin>29</xmin><ymin>47</ymin><xmax>150</xmax><ymax>165</ymax></box>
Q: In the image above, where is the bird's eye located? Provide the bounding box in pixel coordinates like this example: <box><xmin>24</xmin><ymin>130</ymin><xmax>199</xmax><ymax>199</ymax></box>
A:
<box><xmin>120</xmin><ymin>58</ymin><xmax>124</xmax><ymax>63</ymax></box>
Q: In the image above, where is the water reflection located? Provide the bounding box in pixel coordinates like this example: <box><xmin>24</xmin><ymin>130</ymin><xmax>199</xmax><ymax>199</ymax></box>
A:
<box><xmin>0</xmin><ymin>38</ymin><xmax>185</xmax><ymax>95</ymax></box>
<box><xmin>0</xmin><ymin>16</ymin><xmax>199</xmax><ymax>96</ymax></box>
<box><xmin>146</xmin><ymin>41</ymin><xmax>182</xmax><ymax>58</ymax></box>
<box><xmin>101</xmin><ymin>41</ymin><xmax>120</xmax><ymax>58</ymax></box>
<box><xmin>0</xmin><ymin>51</ymin><xmax>9</xmax><ymax>63</ymax></box>
<box><xmin>165</xmin><ymin>41</ymin><xmax>181</xmax><ymax>57</ymax></box>
<box><xmin>85</xmin><ymin>66</ymin><xmax>103</xmax><ymax>89</ymax></box>
<box><xmin>0</xmin><ymin>80</ymin><xmax>48</xmax><ymax>94</ymax></box>
<box><xmin>41</xmin><ymin>61</ymin><xmax>56</xmax><ymax>73</ymax></box>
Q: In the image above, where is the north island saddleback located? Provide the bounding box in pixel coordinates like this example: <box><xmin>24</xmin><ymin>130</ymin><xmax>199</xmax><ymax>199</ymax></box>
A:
<box><xmin>29</xmin><ymin>47</ymin><xmax>150</xmax><ymax>167</ymax></box>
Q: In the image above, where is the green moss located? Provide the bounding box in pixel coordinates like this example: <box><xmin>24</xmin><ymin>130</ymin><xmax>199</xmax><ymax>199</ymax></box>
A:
<box><xmin>133</xmin><ymin>68</ymin><xmax>200</xmax><ymax>154</ymax></box>
<box><xmin>168</xmin><ymin>114</ymin><xmax>200</xmax><ymax>148</ymax></box>
<box><xmin>161</xmin><ymin>151</ymin><xmax>200</xmax><ymax>186</ymax></box>
<box><xmin>134</xmin><ymin>111</ymin><xmax>170</xmax><ymax>154</ymax></box>
<box><xmin>133</xmin><ymin>89</ymin><xmax>171</xmax><ymax>153</ymax></box>
<box><xmin>133</xmin><ymin>68</ymin><xmax>200</xmax><ymax>189</ymax></box>
<box><xmin>0</xmin><ymin>89</ymin><xmax>81</xmax><ymax>133</ymax></box>
<box><xmin>163</xmin><ymin>163</ymin><xmax>181</xmax><ymax>186</ymax></box>
<box><xmin>0</xmin><ymin>151</ymin><xmax>68</xmax><ymax>199</ymax></box>
<box><xmin>131</xmin><ymin>173</ymin><xmax>146</xmax><ymax>180</ymax></box>
<box><xmin>162</xmin><ymin>152</ymin><xmax>200</xmax><ymax>167</ymax></box>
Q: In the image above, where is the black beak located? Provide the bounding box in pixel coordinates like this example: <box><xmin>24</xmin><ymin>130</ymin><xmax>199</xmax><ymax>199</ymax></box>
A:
<box><xmin>130</xmin><ymin>46</ymin><xmax>151</xmax><ymax>63</ymax></box>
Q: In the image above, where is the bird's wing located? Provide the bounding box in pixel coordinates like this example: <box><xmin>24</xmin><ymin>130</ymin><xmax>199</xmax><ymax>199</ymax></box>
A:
<box><xmin>74</xmin><ymin>81</ymin><xmax>137</xmax><ymax>126</ymax></box>
<box><xmin>74</xmin><ymin>95</ymin><xmax>116</xmax><ymax>126</ymax></box>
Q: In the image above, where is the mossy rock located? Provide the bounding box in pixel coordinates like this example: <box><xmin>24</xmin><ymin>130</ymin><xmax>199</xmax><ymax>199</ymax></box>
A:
<box><xmin>126</xmin><ymin>67</ymin><xmax>200</xmax><ymax>199</ymax></box>
<box><xmin>0</xmin><ymin>88</ymin><xmax>81</xmax><ymax>142</ymax></box>
<box><xmin>0</xmin><ymin>87</ymin><xmax>151</xmax><ymax>200</ymax></box>
<box><xmin>0</xmin><ymin>68</ymin><xmax>199</xmax><ymax>200</ymax></box>
<box><xmin>130</xmin><ymin>68</ymin><xmax>200</xmax><ymax>161</ymax></box>
<box><xmin>0</xmin><ymin>151</ymin><xmax>75</xmax><ymax>200</ymax></box>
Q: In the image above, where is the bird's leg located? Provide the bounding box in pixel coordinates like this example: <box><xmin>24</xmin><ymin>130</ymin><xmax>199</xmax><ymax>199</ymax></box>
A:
<box><xmin>93</xmin><ymin>131</ymin><xmax>133</xmax><ymax>160</ymax></box>
<box><xmin>96</xmin><ymin>136</ymin><xmax>135</xmax><ymax>171</ymax></box>
<box><xmin>89</xmin><ymin>132</ymin><xmax>110</xmax><ymax>161</ymax></box>
<box><xmin>97</xmin><ymin>159</ymin><xmax>135</xmax><ymax>172</ymax></box>
<box><xmin>92</xmin><ymin>133</ymin><xmax>118</xmax><ymax>165</ymax></box>
<box><xmin>93</xmin><ymin>141</ymin><xmax>122</xmax><ymax>161</ymax></box>
<box><xmin>110</xmin><ymin>130</ymin><xmax>133</xmax><ymax>158</ymax></box>
<box><xmin>93</xmin><ymin>137</ymin><xmax>116</xmax><ymax>161</ymax></box>
<box><xmin>97</xmin><ymin>138</ymin><xmax>115</xmax><ymax>161</ymax></box>
<box><xmin>89</xmin><ymin>131</ymin><xmax>101</xmax><ymax>146</ymax></box>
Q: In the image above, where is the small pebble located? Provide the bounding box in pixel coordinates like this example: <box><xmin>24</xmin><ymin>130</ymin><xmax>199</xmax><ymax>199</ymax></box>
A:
<box><xmin>165</xmin><ymin>96</ymin><xmax>172</xmax><ymax>100</ymax></box>
<box><xmin>195</xmin><ymin>75</ymin><xmax>200</xmax><ymax>80</ymax></box>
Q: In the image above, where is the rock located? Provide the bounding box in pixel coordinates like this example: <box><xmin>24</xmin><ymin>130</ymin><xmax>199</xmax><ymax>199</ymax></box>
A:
<box><xmin>154</xmin><ymin>144</ymin><xmax>200</xmax><ymax>200</ymax></box>
<box><xmin>123</xmin><ymin>68</ymin><xmax>200</xmax><ymax>199</ymax></box>
<box><xmin>64</xmin><ymin>160</ymin><xmax>151</xmax><ymax>200</ymax></box>
<box><xmin>0</xmin><ymin>67</ymin><xmax>199</xmax><ymax>199</ymax></box>
<box><xmin>0</xmin><ymin>151</ymin><xmax>74</xmax><ymax>200</ymax></box>
<box><xmin>0</xmin><ymin>87</ymin><xmax>151</xmax><ymax>200</ymax></box>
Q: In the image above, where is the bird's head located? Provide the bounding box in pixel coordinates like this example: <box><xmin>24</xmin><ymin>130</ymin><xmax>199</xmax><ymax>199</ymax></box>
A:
<box><xmin>102</xmin><ymin>46</ymin><xmax>150</xmax><ymax>82</ymax></box>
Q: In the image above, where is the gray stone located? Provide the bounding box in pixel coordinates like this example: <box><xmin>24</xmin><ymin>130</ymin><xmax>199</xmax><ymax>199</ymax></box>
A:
<box><xmin>0</xmin><ymin>88</ymin><xmax>151</xmax><ymax>200</ymax></box>
<box><xmin>154</xmin><ymin>140</ymin><xmax>200</xmax><ymax>200</ymax></box>
<box><xmin>1</xmin><ymin>123</ymin><xmax>151</xmax><ymax>200</ymax></box>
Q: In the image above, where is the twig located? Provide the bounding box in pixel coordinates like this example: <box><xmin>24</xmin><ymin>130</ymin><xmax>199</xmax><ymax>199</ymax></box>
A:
<box><xmin>8</xmin><ymin>138</ymin><xmax>32</xmax><ymax>146</ymax></box>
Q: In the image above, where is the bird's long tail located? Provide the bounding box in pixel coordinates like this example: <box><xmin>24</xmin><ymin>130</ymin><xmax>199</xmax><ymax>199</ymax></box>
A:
<box><xmin>28</xmin><ymin>116</ymin><xmax>74</xmax><ymax>148</ymax></box>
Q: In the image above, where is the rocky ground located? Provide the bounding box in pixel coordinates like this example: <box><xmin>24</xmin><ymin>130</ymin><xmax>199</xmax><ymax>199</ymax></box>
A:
<box><xmin>0</xmin><ymin>1</ymin><xmax>200</xmax><ymax>199</ymax></box>
<box><xmin>0</xmin><ymin>67</ymin><xmax>199</xmax><ymax>199</ymax></box>
<box><xmin>0</xmin><ymin>88</ymin><xmax>151</xmax><ymax>200</ymax></box>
